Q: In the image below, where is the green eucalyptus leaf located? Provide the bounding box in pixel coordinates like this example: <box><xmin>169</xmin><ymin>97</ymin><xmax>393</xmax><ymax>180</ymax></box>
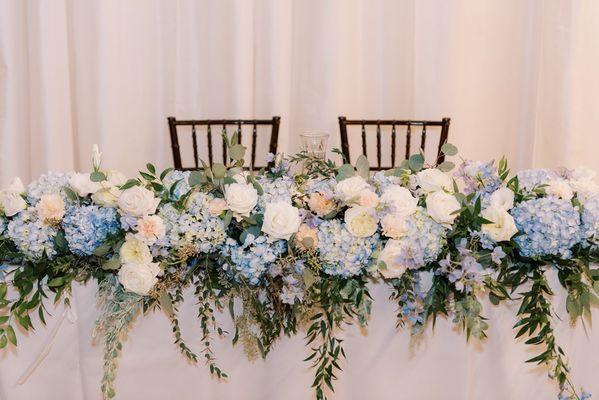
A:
<box><xmin>336</xmin><ymin>164</ymin><xmax>355</xmax><ymax>181</ymax></box>
<box><xmin>48</xmin><ymin>277</ymin><xmax>65</xmax><ymax>287</ymax></box>
<box><xmin>90</xmin><ymin>171</ymin><xmax>107</xmax><ymax>183</ymax></box>
<box><xmin>102</xmin><ymin>256</ymin><xmax>121</xmax><ymax>271</ymax></box>
<box><xmin>188</xmin><ymin>170</ymin><xmax>204</xmax><ymax>186</ymax></box>
<box><xmin>63</xmin><ymin>187</ymin><xmax>79</xmax><ymax>202</ymax></box>
<box><xmin>159</xmin><ymin>291</ymin><xmax>174</xmax><ymax>318</ymax></box>
<box><xmin>440</xmin><ymin>143</ymin><xmax>458</xmax><ymax>156</ymax></box>
<box><xmin>212</xmin><ymin>164</ymin><xmax>227</xmax><ymax>179</ymax></box>
<box><xmin>355</xmin><ymin>155</ymin><xmax>370</xmax><ymax>179</ymax></box>
<box><xmin>230</xmin><ymin>144</ymin><xmax>246</xmax><ymax>161</ymax></box>
<box><xmin>408</xmin><ymin>154</ymin><xmax>424</xmax><ymax>172</ymax></box>
<box><xmin>303</xmin><ymin>268</ymin><xmax>316</xmax><ymax>289</ymax></box>
<box><xmin>223</xmin><ymin>211</ymin><xmax>233</xmax><ymax>227</ymax></box>
<box><xmin>437</xmin><ymin>161</ymin><xmax>455</xmax><ymax>172</ymax></box>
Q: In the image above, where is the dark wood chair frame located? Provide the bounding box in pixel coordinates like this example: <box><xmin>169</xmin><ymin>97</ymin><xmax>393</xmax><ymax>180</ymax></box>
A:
<box><xmin>168</xmin><ymin>116</ymin><xmax>280</xmax><ymax>170</ymax></box>
<box><xmin>338</xmin><ymin>116</ymin><xmax>451</xmax><ymax>170</ymax></box>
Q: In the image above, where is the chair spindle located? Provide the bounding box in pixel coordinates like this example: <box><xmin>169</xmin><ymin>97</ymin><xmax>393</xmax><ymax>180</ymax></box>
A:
<box><xmin>222</xmin><ymin>124</ymin><xmax>227</xmax><ymax>164</ymax></box>
<box><xmin>251</xmin><ymin>123</ymin><xmax>258</xmax><ymax>169</ymax></box>
<box><xmin>376</xmin><ymin>123</ymin><xmax>382</xmax><ymax>169</ymax></box>
<box><xmin>207</xmin><ymin>124</ymin><xmax>213</xmax><ymax>166</ymax></box>
<box><xmin>420</xmin><ymin>123</ymin><xmax>427</xmax><ymax>151</ymax></box>
<box><xmin>391</xmin><ymin>124</ymin><xmax>396</xmax><ymax>166</ymax></box>
<box><xmin>406</xmin><ymin>123</ymin><xmax>412</xmax><ymax>159</ymax></box>
<box><xmin>191</xmin><ymin>124</ymin><xmax>199</xmax><ymax>168</ymax></box>
<box><xmin>361</xmin><ymin>123</ymin><xmax>367</xmax><ymax>157</ymax></box>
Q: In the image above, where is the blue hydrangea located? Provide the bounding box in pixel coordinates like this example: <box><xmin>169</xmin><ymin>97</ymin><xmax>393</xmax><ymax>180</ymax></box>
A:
<box><xmin>221</xmin><ymin>236</ymin><xmax>287</xmax><ymax>284</ymax></box>
<box><xmin>392</xmin><ymin>208</ymin><xmax>446</xmax><ymax>270</ymax></box>
<box><xmin>316</xmin><ymin>219</ymin><xmax>379</xmax><ymax>277</ymax></box>
<box><xmin>27</xmin><ymin>172</ymin><xmax>73</xmax><ymax>204</ymax></box>
<box><xmin>62</xmin><ymin>205</ymin><xmax>120</xmax><ymax>256</ymax></box>
<box><xmin>163</xmin><ymin>170</ymin><xmax>191</xmax><ymax>200</ymax></box>
<box><xmin>158</xmin><ymin>193</ymin><xmax>226</xmax><ymax>255</ymax></box>
<box><xmin>372</xmin><ymin>170</ymin><xmax>403</xmax><ymax>191</ymax></box>
<box><xmin>304</xmin><ymin>178</ymin><xmax>336</xmax><ymax>197</ymax></box>
<box><xmin>516</xmin><ymin>168</ymin><xmax>559</xmax><ymax>192</ymax></box>
<box><xmin>511</xmin><ymin>196</ymin><xmax>582</xmax><ymax>258</ymax></box>
<box><xmin>582</xmin><ymin>195</ymin><xmax>599</xmax><ymax>242</ymax></box>
<box><xmin>456</xmin><ymin>160</ymin><xmax>501</xmax><ymax>195</ymax></box>
<box><xmin>6</xmin><ymin>209</ymin><xmax>57</xmax><ymax>259</ymax></box>
<box><xmin>257</xmin><ymin>175</ymin><xmax>297</xmax><ymax>209</ymax></box>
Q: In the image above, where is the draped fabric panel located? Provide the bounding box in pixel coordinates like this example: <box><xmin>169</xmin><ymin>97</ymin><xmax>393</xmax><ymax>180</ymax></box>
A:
<box><xmin>2</xmin><ymin>1</ymin><xmax>599</xmax><ymax>399</ymax></box>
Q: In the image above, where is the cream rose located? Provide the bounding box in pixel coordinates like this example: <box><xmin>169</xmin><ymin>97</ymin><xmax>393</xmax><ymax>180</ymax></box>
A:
<box><xmin>489</xmin><ymin>187</ymin><xmax>514</xmax><ymax>210</ymax></box>
<box><xmin>36</xmin><ymin>193</ymin><xmax>65</xmax><ymax>222</ymax></box>
<box><xmin>416</xmin><ymin>169</ymin><xmax>452</xmax><ymax>193</ymax></box>
<box><xmin>120</xmin><ymin>236</ymin><xmax>153</xmax><ymax>264</ymax></box>
<box><xmin>335</xmin><ymin>176</ymin><xmax>370</xmax><ymax>202</ymax></box>
<box><xmin>294</xmin><ymin>224</ymin><xmax>319</xmax><ymax>250</ymax></box>
<box><xmin>380</xmin><ymin>213</ymin><xmax>409</xmax><ymax>239</ymax></box>
<box><xmin>481</xmin><ymin>206</ymin><xmax>518</xmax><ymax>242</ymax></box>
<box><xmin>92</xmin><ymin>187</ymin><xmax>121</xmax><ymax>207</ymax></box>
<box><xmin>118</xmin><ymin>186</ymin><xmax>161</xmax><ymax>217</ymax></box>
<box><xmin>6</xmin><ymin>177</ymin><xmax>25</xmax><ymax>193</ymax></box>
<box><xmin>545</xmin><ymin>180</ymin><xmax>574</xmax><ymax>200</ymax></box>
<box><xmin>69</xmin><ymin>173</ymin><xmax>101</xmax><ymax>197</ymax></box>
<box><xmin>426</xmin><ymin>191</ymin><xmax>460</xmax><ymax>225</ymax></box>
<box><xmin>262</xmin><ymin>201</ymin><xmax>301</xmax><ymax>240</ymax></box>
<box><xmin>308</xmin><ymin>192</ymin><xmax>336</xmax><ymax>217</ymax></box>
<box><xmin>0</xmin><ymin>183</ymin><xmax>26</xmax><ymax>217</ymax></box>
<box><xmin>118</xmin><ymin>262</ymin><xmax>161</xmax><ymax>295</ymax></box>
<box><xmin>378</xmin><ymin>239</ymin><xmax>407</xmax><ymax>279</ymax></box>
<box><xmin>225</xmin><ymin>183</ymin><xmax>258</xmax><ymax>218</ymax></box>
<box><xmin>208</xmin><ymin>197</ymin><xmax>228</xmax><ymax>216</ymax></box>
<box><xmin>344</xmin><ymin>206</ymin><xmax>378</xmax><ymax>237</ymax></box>
<box><xmin>380</xmin><ymin>185</ymin><xmax>418</xmax><ymax>216</ymax></box>
<box><xmin>357</xmin><ymin>189</ymin><xmax>380</xmax><ymax>208</ymax></box>
<box><xmin>135</xmin><ymin>215</ymin><xmax>166</xmax><ymax>245</ymax></box>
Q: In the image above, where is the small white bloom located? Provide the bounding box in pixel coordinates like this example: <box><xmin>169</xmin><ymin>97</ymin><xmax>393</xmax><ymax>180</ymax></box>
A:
<box><xmin>262</xmin><ymin>201</ymin><xmax>301</xmax><ymax>240</ymax></box>
<box><xmin>481</xmin><ymin>206</ymin><xmax>518</xmax><ymax>242</ymax></box>
<box><xmin>92</xmin><ymin>144</ymin><xmax>102</xmax><ymax>170</ymax></box>
<box><xmin>69</xmin><ymin>173</ymin><xmax>101</xmax><ymax>197</ymax></box>
<box><xmin>378</xmin><ymin>239</ymin><xmax>407</xmax><ymax>279</ymax></box>
<box><xmin>104</xmin><ymin>170</ymin><xmax>127</xmax><ymax>187</ymax></box>
<box><xmin>335</xmin><ymin>176</ymin><xmax>370</xmax><ymax>203</ymax></box>
<box><xmin>489</xmin><ymin>187</ymin><xmax>515</xmax><ymax>210</ymax></box>
<box><xmin>357</xmin><ymin>189</ymin><xmax>380</xmax><ymax>208</ymax></box>
<box><xmin>344</xmin><ymin>206</ymin><xmax>378</xmax><ymax>237</ymax></box>
<box><xmin>36</xmin><ymin>193</ymin><xmax>65</xmax><ymax>222</ymax></box>
<box><xmin>426</xmin><ymin>191</ymin><xmax>460</xmax><ymax>225</ymax></box>
<box><xmin>380</xmin><ymin>185</ymin><xmax>418</xmax><ymax>216</ymax></box>
<box><xmin>225</xmin><ymin>182</ymin><xmax>258</xmax><ymax>218</ymax></box>
<box><xmin>570</xmin><ymin>167</ymin><xmax>596</xmax><ymax>181</ymax></box>
<box><xmin>135</xmin><ymin>215</ymin><xmax>166</xmax><ymax>245</ymax></box>
<box><xmin>380</xmin><ymin>213</ymin><xmax>409</xmax><ymax>239</ymax></box>
<box><xmin>118</xmin><ymin>186</ymin><xmax>160</xmax><ymax>217</ymax></box>
<box><xmin>545</xmin><ymin>180</ymin><xmax>573</xmax><ymax>200</ymax></box>
<box><xmin>120</xmin><ymin>236</ymin><xmax>153</xmax><ymax>264</ymax></box>
<box><xmin>92</xmin><ymin>187</ymin><xmax>121</xmax><ymax>207</ymax></box>
<box><xmin>0</xmin><ymin>179</ymin><xmax>26</xmax><ymax>216</ymax></box>
<box><xmin>416</xmin><ymin>169</ymin><xmax>452</xmax><ymax>193</ymax></box>
<box><xmin>208</xmin><ymin>197</ymin><xmax>228</xmax><ymax>216</ymax></box>
<box><xmin>118</xmin><ymin>262</ymin><xmax>161</xmax><ymax>295</ymax></box>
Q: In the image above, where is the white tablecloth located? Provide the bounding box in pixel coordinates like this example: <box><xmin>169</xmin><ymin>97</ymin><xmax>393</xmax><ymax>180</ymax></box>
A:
<box><xmin>1</xmin><ymin>270</ymin><xmax>598</xmax><ymax>400</ymax></box>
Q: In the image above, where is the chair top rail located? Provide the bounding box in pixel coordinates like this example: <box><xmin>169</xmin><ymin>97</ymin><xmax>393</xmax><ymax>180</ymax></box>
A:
<box><xmin>340</xmin><ymin>118</ymin><xmax>449</xmax><ymax>126</ymax></box>
<box><xmin>169</xmin><ymin>117</ymin><xmax>279</xmax><ymax>126</ymax></box>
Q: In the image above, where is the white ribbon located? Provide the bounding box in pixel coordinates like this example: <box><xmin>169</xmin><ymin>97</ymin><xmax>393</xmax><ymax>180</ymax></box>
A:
<box><xmin>17</xmin><ymin>303</ymin><xmax>78</xmax><ymax>385</ymax></box>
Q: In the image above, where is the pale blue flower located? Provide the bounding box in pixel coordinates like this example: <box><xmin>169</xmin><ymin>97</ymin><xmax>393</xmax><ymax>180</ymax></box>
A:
<box><xmin>27</xmin><ymin>172</ymin><xmax>73</xmax><ymax>204</ymax></box>
<box><xmin>257</xmin><ymin>175</ymin><xmax>297</xmax><ymax>209</ymax></box>
<box><xmin>316</xmin><ymin>219</ymin><xmax>379</xmax><ymax>277</ymax></box>
<box><xmin>372</xmin><ymin>171</ymin><xmax>403</xmax><ymax>191</ymax></box>
<box><xmin>491</xmin><ymin>246</ymin><xmax>506</xmax><ymax>264</ymax></box>
<box><xmin>62</xmin><ymin>205</ymin><xmax>120</xmax><ymax>256</ymax></box>
<box><xmin>511</xmin><ymin>196</ymin><xmax>582</xmax><ymax>258</ymax></box>
<box><xmin>456</xmin><ymin>160</ymin><xmax>501</xmax><ymax>196</ymax></box>
<box><xmin>221</xmin><ymin>236</ymin><xmax>287</xmax><ymax>284</ymax></box>
<box><xmin>163</xmin><ymin>170</ymin><xmax>191</xmax><ymax>200</ymax></box>
<box><xmin>516</xmin><ymin>168</ymin><xmax>559</xmax><ymax>192</ymax></box>
<box><xmin>582</xmin><ymin>194</ymin><xmax>599</xmax><ymax>243</ymax></box>
<box><xmin>6</xmin><ymin>209</ymin><xmax>57</xmax><ymax>259</ymax></box>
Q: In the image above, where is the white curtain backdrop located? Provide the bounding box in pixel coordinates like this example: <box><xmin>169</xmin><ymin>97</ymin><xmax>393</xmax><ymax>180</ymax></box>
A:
<box><xmin>2</xmin><ymin>1</ymin><xmax>599</xmax><ymax>399</ymax></box>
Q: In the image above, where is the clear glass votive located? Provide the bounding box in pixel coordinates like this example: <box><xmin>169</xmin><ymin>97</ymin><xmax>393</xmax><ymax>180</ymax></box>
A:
<box><xmin>300</xmin><ymin>133</ymin><xmax>329</xmax><ymax>160</ymax></box>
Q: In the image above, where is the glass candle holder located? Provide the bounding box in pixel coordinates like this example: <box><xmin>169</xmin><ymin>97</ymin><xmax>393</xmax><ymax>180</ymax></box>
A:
<box><xmin>300</xmin><ymin>133</ymin><xmax>329</xmax><ymax>160</ymax></box>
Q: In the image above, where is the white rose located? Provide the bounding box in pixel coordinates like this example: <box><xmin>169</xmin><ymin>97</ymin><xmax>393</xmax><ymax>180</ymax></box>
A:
<box><xmin>344</xmin><ymin>206</ymin><xmax>378</xmax><ymax>237</ymax></box>
<box><xmin>135</xmin><ymin>215</ymin><xmax>166</xmax><ymax>245</ymax></box>
<box><xmin>6</xmin><ymin>177</ymin><xmax>25</xmax><ymax>193</ymax></box>
<box><xmin>380</xmin><ymin>213</ymin><xmax>409</xmax><ymax>239</ymax></box>
<box><xmin>262</xmin><ymin>201</ymin><xmax>301</xmax><ymax>240</ymax></box>
<box><xmin>69</xmin><ymin>173</ymin><xmax>101</xmax><ymax>197</ymax></box>
<box><xmin>225</xmin><ymin>183</ymin><xmax>258</xmax><ymax>218</ymax></box>
<box><xmin>92</xmin><ymin>187</ymin><xmax>121</xmax><ymax>207</ymax></box>
<box><xmin>0</xmin><ymin>189</ymin><xmax>26</xmax><ymax>217</ymax></box>
<box><xmin>232</xmin><ymin>171</ymin><xmax>249</xmax><ymax>184</ymax></box>
<box><xmin>489</xmin><ymin>187</ymin><xmax>515</xmax><ymax>210</ymax></box>
<box><xmin>335</xmin><ymin>176</ymin><xmax>370</xmax><ymax>202</ymax></box>
<box><xmin>357</xmin><ymin>189</ymin><xmax>380</xmax><ymax>208</ymax></box>
<box><xmin>378</xmin><ymin>239</ymin><xmax>407</xmax><ymax>279</ymax></box>
<box><xmin>481</xmin><ymin>206</ymin><xmax>518</xmax><ymax>242</ymax></box>
<box><xmin>380</xmin><ymin>185</ymin><xmax>418</xmax><ymax>216</ymax></box>
<box><xmin>120</xmin><ymin>236</ymin><xmax>153</xmax><ymax>264</ymax></box>
<box><xmin>208</xmin><ymin>198</ymin><xmax>228</xmax><ymax>216</ymax></box>
<box><xmin>570</xmin><ymin>167</ymin><xmax>596</xmax><ymax>181</ymax></box>
<box><xmin>545</xmin><ymin>180</ymin><xmax>573</xmax><ymax>200</ymax></box>
<box><xmin>118</xmin><ymin>262</ymin><xmax>161</xmax><ymax>295</ymax></box>
<box><xmin>426</xmin><ymin>191</ymin><xmax>460</xmax><ymax>225</ymax></box>
<box><xmin>36</xmin><ymin>193</ymin><xmax>65</xmax><ymax>222</ymax></box>
<box><xmin>416</xmin><ymin>169</ymin><xmax>452</xmax><ymax>193</ymax></box>
<box><xmin>104</xmin><ymin>170</ymin><xmax>127</xmax><ymax>187</ymax></box>
<box><xmin>118</xmin><ymin>186</ymin><xmax>160</xmax><ymax>217</ymax></box>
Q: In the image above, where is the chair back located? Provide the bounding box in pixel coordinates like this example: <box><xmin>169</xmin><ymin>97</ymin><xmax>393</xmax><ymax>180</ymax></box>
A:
<box><xmin>338</xmin><ymin>117</ymin><xmax>450</xmax><ymax>170</ymax></box>
<box><xmin>168</xmin><ymin>116</ymin><xmax>280</xmax><ymax>170</ymax></box>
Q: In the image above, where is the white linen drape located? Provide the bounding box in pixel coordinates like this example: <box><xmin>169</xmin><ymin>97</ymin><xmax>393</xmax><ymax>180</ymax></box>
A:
<box><xmin>2</xmin><ymin>1</ymin><xmax>599</xmax><ymax>399</ymax></box>
<box><xmin>2</xmin><ymin>0</ymin><xmax>599</xmax><ymax>186</ymax></box>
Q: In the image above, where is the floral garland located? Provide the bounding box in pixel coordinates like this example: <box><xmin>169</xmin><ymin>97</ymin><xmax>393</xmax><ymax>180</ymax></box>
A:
<box><xmin>0</xmin><ymin>138</ymin><xmax>598</xmax><ymax>400</ymax></box>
